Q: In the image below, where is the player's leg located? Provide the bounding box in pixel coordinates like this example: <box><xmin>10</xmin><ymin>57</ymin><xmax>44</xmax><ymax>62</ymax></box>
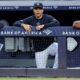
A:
<box><xmin>35</xmin><ymin>50</ymin><xmax>48</xmax><ymax>68</ymax></box>
<box><xmin>52</xmin><ymin>43</ymin><xmax>58</xmax><ymax>69</ymax></box>
<box><xmin>46</xmin><ymin>42</ymin><xmax>58</xmax><ymax>69</ymax></box>
<box><xmin>35</xmin><ymin>42</ymin><xmax>58</xmax><ymax>69</ymax></box>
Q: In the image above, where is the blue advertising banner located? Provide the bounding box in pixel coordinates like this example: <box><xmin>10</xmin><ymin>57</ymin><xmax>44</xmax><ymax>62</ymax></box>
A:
<box><xmin>0</xmin><ymin>26</ymin><xmax>80</xmax><ymax>37</ymax></box>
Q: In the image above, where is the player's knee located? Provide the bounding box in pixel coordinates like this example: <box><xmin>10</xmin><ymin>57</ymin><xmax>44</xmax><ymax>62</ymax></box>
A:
<box><xmin>35</xmin><ymin>51</ymin><xmax>48</xmax><ymax>57</ymax></box>
<box><xmin>53</xmin><ymin>42</ymin><xmax>58</xmax><ymax>54</ymax></box>
<box><xmin>53</xmin><ymin>42</ymin><xmax>58</xmax><ymax>45</ymax></box>
<box><xmin>53</xmin><ymin>42</ymin><xmax>58</xmax><ymax>49</ymax></box>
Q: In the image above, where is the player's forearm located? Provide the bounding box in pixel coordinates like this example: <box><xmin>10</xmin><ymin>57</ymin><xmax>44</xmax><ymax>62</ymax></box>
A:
<box><xmin>13</xmin><ymin>20</ymin><xmax>29</xmax><ymax>28</ymax></box>
<box><xmin>44</xmin><ymin>20</ymin><xmax>60</xmax><ymax>28</ymax></box>
<box><xmin>13</xmin><ymin>21</ymin><xmax>21</xmax><ymax>27</ymax></box>
<box><xmin>13</xmin><ymin>18</ymin><xmax>29</xmax><ymax>27</ymax></box>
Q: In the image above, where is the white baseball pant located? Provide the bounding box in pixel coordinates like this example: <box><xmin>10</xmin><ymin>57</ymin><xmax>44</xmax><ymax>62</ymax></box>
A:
<box><xmin>35</xmin><ymin>42</ymin><xmax>58</xmax><ymax>69</ymax></box>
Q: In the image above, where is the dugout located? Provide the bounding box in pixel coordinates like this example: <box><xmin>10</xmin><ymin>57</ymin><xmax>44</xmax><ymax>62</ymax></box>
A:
<box><xmin>0</xmin><ymin>0</ymin><xmax>80</xmax><ymax>77</ymax></box>
<box><xmin>0</xmin><ymin>0</ymin><xmax>80</xmax><ymax>69</ymax></box>
<box><xmin>0</xmin><ymin>11</ymin><xmax>79</xmax><ymax>68</ymax></box>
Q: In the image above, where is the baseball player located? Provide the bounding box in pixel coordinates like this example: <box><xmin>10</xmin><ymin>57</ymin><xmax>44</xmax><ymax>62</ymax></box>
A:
<box><xmin>13</xmin><ymin>2</ymin><xmax>60</xmax><ymax>69</ymax></box>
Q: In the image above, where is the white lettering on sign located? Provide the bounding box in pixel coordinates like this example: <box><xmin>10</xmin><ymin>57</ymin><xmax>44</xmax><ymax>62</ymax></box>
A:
<box><xmin>62</xmin><ymin>31</ymin><xmax>80</xmax><ymax>36</ymax></box>
<box><xmin>0</xmin><ymin>31</ymin><xmax>42</xmax><ymax>36</ymax></box>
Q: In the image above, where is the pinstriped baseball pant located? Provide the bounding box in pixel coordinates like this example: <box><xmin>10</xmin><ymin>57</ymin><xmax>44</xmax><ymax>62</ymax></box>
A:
<box><xmin>35</xmin><ymin>42</ymin><xmax>58</xmax><ymax>69</ymax></box>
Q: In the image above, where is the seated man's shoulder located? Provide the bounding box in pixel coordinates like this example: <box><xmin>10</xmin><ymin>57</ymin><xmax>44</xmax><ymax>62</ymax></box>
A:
<box><xmin>27</xmin><ymin>15</ymin><xmax>34</xmax><ymax>20</ymax></box>
<box><xmin>22</xmin><ymin>15</ymin><xmax>34</xmax><ymax>22</ymax></box>
<box><xmin>45</xmin><ymin>14</ymin><xmax>54</xmax><ymax>19</ymax></box>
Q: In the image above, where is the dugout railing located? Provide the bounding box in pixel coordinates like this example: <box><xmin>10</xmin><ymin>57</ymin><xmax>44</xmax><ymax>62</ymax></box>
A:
<box><xmin>0</xmin><ymin>26</ymin><xmax>80</xmax><ymax>77</ymax></box>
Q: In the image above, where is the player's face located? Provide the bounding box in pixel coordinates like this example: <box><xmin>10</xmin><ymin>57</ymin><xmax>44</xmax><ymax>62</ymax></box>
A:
<box><xmin>33</xmin><ymin>8</ymin><xmax>44</xmax><ymax>18</ymax></box>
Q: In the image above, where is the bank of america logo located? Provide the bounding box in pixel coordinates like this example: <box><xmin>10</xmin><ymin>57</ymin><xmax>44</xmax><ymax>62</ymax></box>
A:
<box><xmin>43</xmin><ymin>29</ymin><xmax>52</xmax><ymax>35</ymax></box>
<box><xmin>36</xmin><ymin>2</ymin><xmax>40</xmax><ymax>6</ymax></box>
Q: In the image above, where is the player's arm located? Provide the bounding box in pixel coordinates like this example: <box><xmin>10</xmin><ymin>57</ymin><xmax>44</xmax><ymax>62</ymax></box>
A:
<box><xmin>21</xmin><ymin>23</ymin><xmax>32</xmax><ymax>32</ymax></box>
<box><xmin>44</xmin><ymin>16</ymin><xmax>60</xmax><ymax>28</ymax></box>
<box><xmin>36</xmin><ymin>16</ymin><xmax>60</xmax><ymax>30</ymax></box>
<box><xmin>13</xmin><ymin>17</ymin><xmax>32</xmax><ymax>32</ymax></box>
<box><xmin>36</xmin><ymin>19</ymin><xmax>60</xmax><ymax>30</ymax></box>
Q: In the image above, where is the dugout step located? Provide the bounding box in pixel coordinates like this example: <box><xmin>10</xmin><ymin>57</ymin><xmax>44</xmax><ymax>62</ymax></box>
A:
<box><xmin>0</xmin><ymin>68</ymin><xmax>80</xmax><ymax>77</ymax></box>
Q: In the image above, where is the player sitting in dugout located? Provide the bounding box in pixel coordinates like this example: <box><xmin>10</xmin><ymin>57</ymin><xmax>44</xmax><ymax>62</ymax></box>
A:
<box><xmin>13</xmin><ymin>2</ymin><xmax>78</xmax><ymax>69</ymax></box>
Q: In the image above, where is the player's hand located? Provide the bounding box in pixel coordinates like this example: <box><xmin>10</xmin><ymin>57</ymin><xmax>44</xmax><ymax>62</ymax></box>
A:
<box><xmin>36</xmin><ymin>25</ymin><xmax>44</xmax><ymax>30</ymax></box>
<box><xmin>21</xmin><ymin>23</ymin><xmax>32</xmax><ymax>32</ymax></box>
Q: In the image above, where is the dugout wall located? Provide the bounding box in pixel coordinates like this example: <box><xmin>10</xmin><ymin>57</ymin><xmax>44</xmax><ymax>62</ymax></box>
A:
<box><xmin>0</xmin><ymin>0</ymin><xmax>80</xmax><ymax>77</ymax></box>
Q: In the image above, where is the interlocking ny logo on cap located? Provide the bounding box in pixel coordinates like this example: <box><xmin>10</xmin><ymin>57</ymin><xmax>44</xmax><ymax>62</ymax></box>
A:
<box><xmin>36</xmin><ymin>3</ymin><xmax>40</xmax><ymax>6</ymax></box>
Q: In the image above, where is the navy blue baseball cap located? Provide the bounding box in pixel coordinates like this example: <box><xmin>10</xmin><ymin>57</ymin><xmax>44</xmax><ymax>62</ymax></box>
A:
<box><xmin>33</xmin><ymin>2</ymin><xmax>43</xmax><ymax>9</ymax></box>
